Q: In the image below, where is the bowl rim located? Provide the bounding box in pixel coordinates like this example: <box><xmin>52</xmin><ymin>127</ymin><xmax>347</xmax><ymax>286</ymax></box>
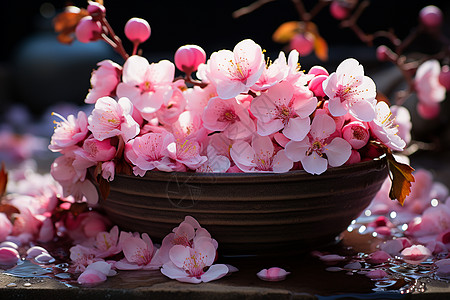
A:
<box><xmin>113</xmin><ymin>154</ymin><xmax>388</xmax><ymax>183</ymax></box>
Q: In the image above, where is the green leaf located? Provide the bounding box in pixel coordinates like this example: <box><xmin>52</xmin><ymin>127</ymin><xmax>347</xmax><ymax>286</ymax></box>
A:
<box><xmin>386</xmin><ymin>153</ymin><xmax>415</xmax><ymax>205</ymax></box>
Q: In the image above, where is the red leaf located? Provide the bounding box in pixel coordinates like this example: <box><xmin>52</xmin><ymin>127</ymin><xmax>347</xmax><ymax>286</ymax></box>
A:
<box><xmin>272</xmin><ymin>21</ymin><xmax>301</xmax><ymax>43</ymax></box>
<box><xmin>386</xmin><ymin>153</ymin><xmax>415</xmax><ymax>205</ymax></box>
<box><xmin>0</xmin><ymin>204</ymin><xmax>20</xmax><ymax>219</ymax></box>
<box><xmin>0</xmin><ymin>163</ymin><xmax>7</xmax><ymax>197</ymax></box>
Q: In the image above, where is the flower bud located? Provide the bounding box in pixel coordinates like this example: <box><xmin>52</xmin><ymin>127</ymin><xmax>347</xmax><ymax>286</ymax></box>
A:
<box><xmin>174</xmin><ymin>45</ymin><xmax>207</xmax><ymax>75</ymax></box>
<box><xmin>308</xmin><ymin>75</ymin><xmax>327</xmax><ymax>97</ymax></box>
<box><xmin>342</xmin><ymin>121</ymin><xmax>369</xmax><ymax>149</ymax></box>
<box><xmin>290</xmin><ymin>33</ymin><xmax>314</xmax><ymax>56</ymax></box>
<box><xmin>345</xmin><ymin>149</ymin><xmax>361</xmax><ymax>165</ymax></box>
<box><xmin>308</xmin><ymin>65</ymin><xmax>329</xmax><ymax>76</ymax></box>
<box><xmin>124</xmin><ymin>18</ymin><xmax>151</xmax><ymax>44</ymax></box>
<box><xmin>417</xmin><ymin>102</ymin><xmax>440</xmax><ymax>119</ymax></box>
<box><xmin>419</xmin><ymin>5</ymin><xmax>443</xmax><ymax>28</ymax></box>
<box><xmin>87</xmin><ymin>1</ymin><xmax>106</xmax><ymax>20</ymax></box>
<box><xmin>75</xmin><ymin>16</ymin><xmax>102</xmax><ymax>43</ymax></box>
<box><xmin>329</xmin><ymin>1</ymin><xmax>350</xmax><ymax>20</ymax></box>
<box><xmin>376</xmin><ymin>45</ymin><xmax>396</xmax><ymax>62</ymax></box>
<box><xmin>439</xmin><ymin>65</ymin><xmax>450</xmax><ymax>90</ymax></box>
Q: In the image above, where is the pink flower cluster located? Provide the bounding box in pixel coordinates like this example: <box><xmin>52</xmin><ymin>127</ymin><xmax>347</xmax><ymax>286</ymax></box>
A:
<box><xmin>49</xmin><ymin>37</ymin><xmax>409</xmax><ymax>197</ymax></box>
<box><xmin>69</xmin><ymin>216</ymin><xmax>229</xmax><ymax>285</ymax></box>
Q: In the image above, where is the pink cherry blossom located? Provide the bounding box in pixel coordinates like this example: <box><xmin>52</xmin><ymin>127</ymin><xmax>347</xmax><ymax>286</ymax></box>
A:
<box><xmin>161</xmin><ymin>240</ymin><xmax>228</xmax><ymax>283</ymax></box>
<box><xmin>369</xmin><ymin>101</ymin><xmax>406</xmax><ymax>151</ymax></box>
<box><xmin>285</xmin><ymin>114</ymin><xmax>351</xmax><ymax>175</ymax></box>
<box><xmin>184</xmin><ymin>84</ymin><xmax>217</xmax><ymax>115</ymax></box>
<box><xmin>124</xmin><ymin>18</ymin><xmax>151</xmax><ymax>44</ymax></box>
<box><xmin>116</xmin><ymin>55</ymin><xmax>175</xmax><ymax>114</ymax></box>
<box><xmin>124</xmin><ymin>131</ymin><xmax>175</xmax><ymax>176</ymax></box>
<box><xmin>342</xmin><ymin>121</ymin><xmax>369</xmax><ymax>149</ymax></box>
<box><xmin>37</xmin><ymin>217</ymin><xmax>55</xmax><ymax>243</ymax></box>
<box><xmin>167</xmin><ymin>137</ymin><xmax>207</xmax><ymax>170</ymax></box>
<box><xmin>250</xmin><ymin>81</ymin><xmax>317</xmax><ymax>141</ymax></box>
<box><xmin>323</xmin><ymin>58</ymin><xmax>377</xmax><ymax>121</ymax></box>
<box><xmin>257</xmin><ymin>267</ymin><xmax>290</xmax><ymax>281</ymax></box>
<box><xmin>205</xmin><ymin>39</ymin><xmax>265</xmax><ymax>99</ymax></box>
<box><xmin>230</xmin><ymin>135</ymin><xmax>293</xmax><ymax>173</ymax></box>
<box><xmin>417</xmin><ymin>102</ymin><xmax>440</xmax><ymax>119</ymax></box>
<box><xmin>174</xmin><ymin>45</ymin><xmax>206</xmax><ymax>75</ymax></box>
<box><xmin>72</xmin><ymin>137</ymin><xmax>116</xmax><ymax>173</ymax></box>
<box><xmin>101</xmin><ymin>161</ymin><xmax>115</xmax><ymax>181</ymax></box>
<box><xmin>202</xmin><ymin>96</ymin><xmax>256</xmax><ymax>140</ymax></box>
<box><xmin>390</xmin><ymin>105</ymin><xmax>412</xmax><ymax>145</ymax></box>
<box><xmin>196</xmin><ymin>148</ymin><xmax>230</xmax><ymax>173</ymax></box>
<box><xmin>115</xmin><ymin>232</ymin><xmax>160</xmax><ymax>270</ymax></box>
<box><xmin>50</xmin><ymin>154</ymin><xmax>98</xmax><ymax>204</ymax></box>
<box><xmin>251</xmin><ymin>51</ymin><xmax>289</xmax><ymax>91</ymax></box>
<box><xmin>88</xmin><ymin>96</ymin><xmax>140</xmax><ymax>142</ymax></box>
<box><xmin>401</xmin><ymin>245</ymin><xmax>432</xmax><ymax>264</ymax></box>
<box><xmin>49</xmin><ymin>111</ymin><xmax>88</xmax><ymax>153</ymax></box>
<box><xmin>0</xmin><ymin>213</ymin><xmax>13</xmax><ymax>242</ymax></box>
<box><xmin>85</xmin><ymin>60</ymin><xmax>122</xmax><ymax>104</ymax></box>
<box><xmin>415</xmin><ymin>60</ymin><xmax>446</xmax><ymax>106</ymax></box>
<box><xmin>155</xmin><ymin>88</ymin><xmax>187</xmax><ymax>126</ymax></box>
<box><xmin>70</xmin><ymin>244</ymin><xmax>101</xmax><ymax>272</ymax></box>
<box><xmin>94</xmin><ymin>226</ymin><xmax>121</xmax><ymax>258</ymax></box>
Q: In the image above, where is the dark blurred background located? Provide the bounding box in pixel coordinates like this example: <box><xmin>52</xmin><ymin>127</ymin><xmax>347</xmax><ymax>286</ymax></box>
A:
<box><xmin>0</xmin><ymin>0</ymin><xmax>449</xmax><ymax>127</ymax></box>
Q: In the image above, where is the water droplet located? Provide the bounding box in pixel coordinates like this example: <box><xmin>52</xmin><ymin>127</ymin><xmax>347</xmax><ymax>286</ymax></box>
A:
<box><xmin>401</xmin><ymin>224</ymin><xmax>408</xmax><ymax>231</ymax></box>
<box><xmin>6</xmin><ymin>283</ymin><xmax>17</xmax><ymax>287</ymax></box>
<box><xmin>364</xmin><ymin>210</ymin><xmax>371</xmax><ymax>217</ymax></box>
<box><xmin>358</xmin><ymin>225</ymin><xmax>366</xmax><ymax>234</ymax></box>
<box><xmin>390</xmin><ymin>211</ymin><xmax>397</xmax><ymax>219</ymax></box>
<box><xmin>23</xmin><ymin>283</ymin><xmax>32</xmax><ymax>287</ymax></box>
<box><xmin>431</xmin><ymin>199</ymin><xmax>439</xmax><ymax>207</ymax></box>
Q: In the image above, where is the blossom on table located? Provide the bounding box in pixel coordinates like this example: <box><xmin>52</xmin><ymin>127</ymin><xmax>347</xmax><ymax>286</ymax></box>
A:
<box><xmin>285</xmin><ymin>114</ymin><xmax>351</xmax><ymax>175</ymax></box>
<box><xmin>77</xmin><ymin>260</ymin><xmax>117</xmax><ymax>285</ymax></box>
<box><xmin>230</xmin><ymin>135</ymin><xmax>293</xmax><ymax>173</ymax></box>
<box><xmin>322</xmin><ymin>58</ymin><xmax>377</xmax><ymax>121</ymax></box>
<box><xmin>115</xmin><ymin>232</ymin><xmax>161</xmax><ymax>270</ymax></box>
<box><xmin>205</xmin><ymin>39</ymin><xmax>265</xmax><ymax>99</ymax></box>
<box><xmin>116</xmin><ymin>55</ymin><xmax>175</xmax><ymax>115</ymax></box>
<box><xmin>250</xmin><ymin>81</ymin><xmax>317</xmax><ymax>141</ymax></box>
<box><xmin>85</xmin><ymin>60</ymin><xmax>122</xmax><ymax>104</ymax></box>
<box><xmin>161</xmin><ymin>239</ymin><xmax>228</xmax><ymax>283</ymax></box>
<box><xmin>94</xmin><ymin>226</ymin><xmax>122</xmax><ymax>258</ymax></box>
<box><xmin>256</xmin><ymin>267</ymin><xmax>290</xmax><ymax>281</ymax></box>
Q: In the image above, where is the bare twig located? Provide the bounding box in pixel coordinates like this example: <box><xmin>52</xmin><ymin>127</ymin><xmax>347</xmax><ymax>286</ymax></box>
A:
<box><xmin>232</xmin><ymin>0</ymin><xmax>276</xmax><ymax>18</ymax></box>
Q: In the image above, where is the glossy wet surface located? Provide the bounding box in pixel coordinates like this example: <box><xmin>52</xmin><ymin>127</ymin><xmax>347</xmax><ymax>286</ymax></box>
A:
<box><xmin>1</xmin><ymin>222</ymin><xmax>449</xmax><ymax>300</ymax></box>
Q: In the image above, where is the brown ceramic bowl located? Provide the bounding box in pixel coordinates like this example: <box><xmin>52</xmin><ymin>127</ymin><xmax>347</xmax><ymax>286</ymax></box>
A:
<box><xmin>98</xmin><ymin>156</ymin><xmax>388</xmax><ymax>256</ymax></box>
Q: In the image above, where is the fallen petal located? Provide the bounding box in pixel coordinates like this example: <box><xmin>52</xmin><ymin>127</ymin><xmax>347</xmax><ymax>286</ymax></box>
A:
<box><xmin>257</xmin><ymin>267</ymin><xmax>290</xmax><ymax>281</ymax></box>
